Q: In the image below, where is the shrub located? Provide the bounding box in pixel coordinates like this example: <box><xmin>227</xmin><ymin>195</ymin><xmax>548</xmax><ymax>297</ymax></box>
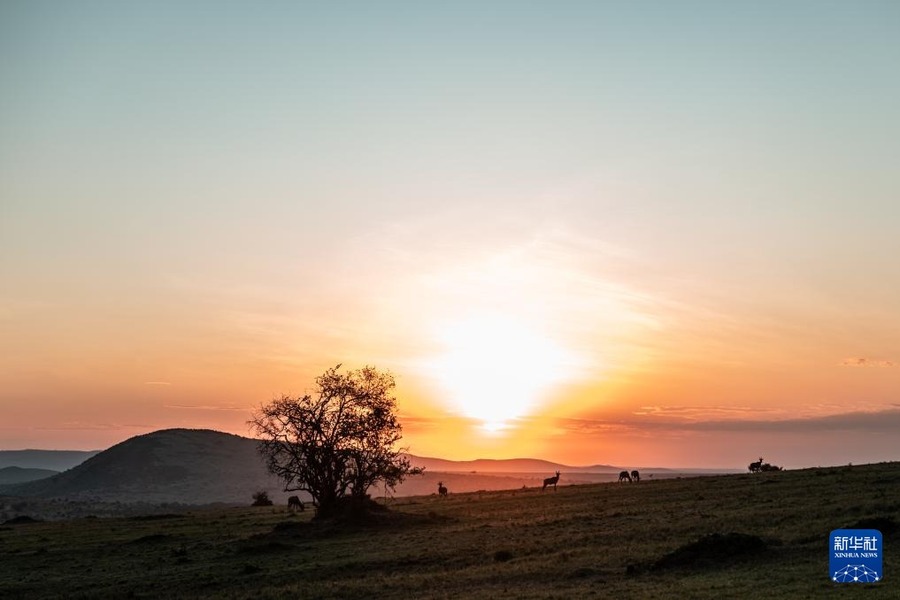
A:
<box><xmin>251</xmin><ymin>491</ymin><xmax>273</xmax><ymax>507</ymax></box>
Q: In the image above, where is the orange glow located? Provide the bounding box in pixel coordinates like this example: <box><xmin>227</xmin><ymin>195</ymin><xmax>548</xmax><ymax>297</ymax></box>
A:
<box><xmin>425</xmin><ymin>312</ymin><xmax>581</xmax><ymax>432</ymax></box>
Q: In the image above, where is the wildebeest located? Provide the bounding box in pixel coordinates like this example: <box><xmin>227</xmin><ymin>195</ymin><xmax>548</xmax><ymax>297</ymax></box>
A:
<box><xmin>630</xmin><ymin>470</ymin><xmax>640</xmax><ymax>483</ymax></box>
<box><xmin>748</xmin><ymin>457</ymin><xmax>764</xmax><ymax>473</ymax></box>
<box><xmin>438</xmin><ymin>481</ymin><xmax>448</xmax><ymax>497</ymax></box>
<box><xmin>760</xmin><ymin>463</ymin><xmax>783</xmax><ymax>472</ymax></box>
<box><xmin>618</xmin><ymin>470</ymin><xmax>632</xmax><ymax>483</ymax></box>
<box><xmin>287</xmin><ymin>495</ymin><xmax>305</xmax><ymax>511</ymax></box>
<box><xmin>542</xmin><ymin>471</ymin><xmax>560</xmax><ymax>491</ymax></box>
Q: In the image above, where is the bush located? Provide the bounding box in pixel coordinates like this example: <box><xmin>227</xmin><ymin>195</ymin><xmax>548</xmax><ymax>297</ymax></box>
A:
<box><xmin>251</xmin><ymin>491</ymin><xmax>273</xmax><ymax>507</ymax></box>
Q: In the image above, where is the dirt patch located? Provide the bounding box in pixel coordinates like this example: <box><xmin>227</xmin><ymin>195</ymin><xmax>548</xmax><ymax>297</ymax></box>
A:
<box><xmin>650</xmin><ymin>533</ymin><xmax>772</xmax><ymax>572</ymax></box>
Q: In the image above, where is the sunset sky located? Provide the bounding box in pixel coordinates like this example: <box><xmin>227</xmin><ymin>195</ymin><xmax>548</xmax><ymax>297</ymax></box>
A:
<box><xmin>2</xmin><ymin>2</ymin><xmax>898</xmax><ymax>468</ymax></box>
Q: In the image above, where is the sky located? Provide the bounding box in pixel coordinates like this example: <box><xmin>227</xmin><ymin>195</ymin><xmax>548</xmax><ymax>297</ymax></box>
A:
<box><xmin>1</xmin><ymin>1</ymin><xmax>899</xmax><ymax>468</ymax></box>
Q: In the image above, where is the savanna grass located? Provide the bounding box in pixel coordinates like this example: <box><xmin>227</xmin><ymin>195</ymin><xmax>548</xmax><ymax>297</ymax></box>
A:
<box><xmin>0</xmin><ymin>462</ymin><xmax>898</xmax><ymax>598</ymax></box>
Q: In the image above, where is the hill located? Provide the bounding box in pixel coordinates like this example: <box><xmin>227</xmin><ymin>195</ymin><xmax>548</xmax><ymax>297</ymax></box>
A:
<box><xmin>0</xmin><ymin>449</ymin><xmax>99</xmax><ymax>471</ymax></box>
<box><xmin>405</xmin><ymin>455</ymin><xmax>621</xmax><ymax>473</ymax></box>
<box><xmin>0</xmin><ymin>466</ymin><xmax>58</xmax><ymax>485</ymax></box>
<box><xmin>0</xmin><ymin>462</ymin><xmax>897</xmax><ymax>599</ymax></box>
<box><xmin>6</xmin><ymin>429</ymin><xmax>286</xmax><ymax>505</ymax></box>
<box><xmin>3</xmin><ymin>429</ymin><xmax>734</xmax><ymax>507</ymax></box>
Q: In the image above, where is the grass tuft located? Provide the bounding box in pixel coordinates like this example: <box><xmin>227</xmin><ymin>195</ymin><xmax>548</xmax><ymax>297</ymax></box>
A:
<box><xmin>651</xmin><ymin>532</ymin><xmax>771</xmax><ymax>571</ymax></box>
<box><xmin>493</xmin><ymin>550</ymin><xmax>514</xmax><ymax>562</ymax></box>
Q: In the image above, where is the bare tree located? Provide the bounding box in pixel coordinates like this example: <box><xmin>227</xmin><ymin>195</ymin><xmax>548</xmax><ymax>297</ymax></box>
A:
<box><xmin>249</xmin><ymin>364</ymin><xmax>419</xmax><ymax>518</ymax></box>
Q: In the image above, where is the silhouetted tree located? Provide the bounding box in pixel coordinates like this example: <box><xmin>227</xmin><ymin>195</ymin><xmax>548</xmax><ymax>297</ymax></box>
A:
<box><xmin>251</xmin><ymin>490</ymin><xmax>273</xmax><ymax>506</ymax></box>
<box><xmin>249</xmin><ymin>365</ymin><xmax>419</xmax><ymax>518</ymax></box>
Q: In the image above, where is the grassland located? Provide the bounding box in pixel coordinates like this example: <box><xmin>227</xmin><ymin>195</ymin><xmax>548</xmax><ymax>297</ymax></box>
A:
<box><xmin>1</xmin><ymin>462</ymin><xmax>898</xmax><ymax>599</ymax></box>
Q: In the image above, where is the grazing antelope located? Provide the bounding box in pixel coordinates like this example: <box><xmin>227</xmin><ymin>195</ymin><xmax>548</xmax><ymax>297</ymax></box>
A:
<box><xmin>618</xmin><ymin>470</ymin><xmax>632</xmax><ymax>483</ymax></box>
<box><xmin>438</xmin><ymin>481</ymin><xmax>448</xmax><ymax>497</ymax></box>
<box><xmin>287</xmin><ymin>495</ymin><xmax>305</xmax><ymax>511</ymax></box>
<box><xmin>542</xmin><ymin>471</ymin><xmax>561</xmax><ymax>491</ymax></box>
<box><xmin>630</xmin><ymin>470</ymin><xmax>640</xmax><ymax>483</ymax></box>
<box><xmin>748</xmin><ymin>457</ymin><xmax>764</xmax><ymax>473</ymax></box>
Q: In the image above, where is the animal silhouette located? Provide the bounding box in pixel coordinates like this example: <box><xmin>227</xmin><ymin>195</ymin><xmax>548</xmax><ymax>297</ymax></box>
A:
<box><xmin>748</xmin><ymin>457</ymin><xmax>764</xmax><ymax>473</ymax></box>
<box><xmin>630</xmin><ymin>470</ymin><xmax>640</xmax><ymax>483</ymax></box>
<box><xmin>542</xmin><ymin>471</ymin><xmax>561</xmax><ymax>491</ymax></box>
<box><xmin>618</xmin><ymin>470</ymin><xmax>632</xmax><ymax>483</ymax></box>
<box><xmin>438</xmin><ymin>481</ymin><xmax>448</xmax><ymax>497</ymax></box>
<box><xmin>288</xmin><ymin>495</ymin><xmax>305</xmax><ymax>511</ymax></box>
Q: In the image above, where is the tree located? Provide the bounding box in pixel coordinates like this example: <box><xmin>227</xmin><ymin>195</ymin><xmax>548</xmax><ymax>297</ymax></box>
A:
<box><xmin>249</xmin><ymin>364</ymin><xmax>418</xmax><ymax>518</ymax></box>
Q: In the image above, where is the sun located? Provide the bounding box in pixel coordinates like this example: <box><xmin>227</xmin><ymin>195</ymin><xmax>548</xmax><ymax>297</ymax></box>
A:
<box><xmin>426</xmin><ymin>313</ymin><xmax>577</xmax><ymax>433</ymax></box>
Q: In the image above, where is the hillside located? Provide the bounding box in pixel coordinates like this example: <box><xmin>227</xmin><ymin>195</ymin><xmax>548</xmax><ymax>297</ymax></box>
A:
<box><xmin>0</xmin><ymin>466</ymin><xmax>58</xmax><ymax>485</ymax></box>
<box><xmin>3</xmin><ymin>429</ymin><xmax>732</xmax><ymax>507</ymax></box>
<box><xmin>7</xmin><ymin>429</ymin><xmax>286</xmax><ymax>505</ymax></box>
<box><xmin>1</xmin><ymin>462</ymin><xmax>897</xmax><ymax>599</ymax></box>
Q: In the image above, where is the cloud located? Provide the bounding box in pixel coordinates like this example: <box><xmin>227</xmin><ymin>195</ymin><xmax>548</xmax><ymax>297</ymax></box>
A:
<box><xmin>34</xmin><ymin>422</ymin><xmax>152</xmax><ymax>431</ymax></box>
<box><xmin>164</xmin><ymin>404</ymin><xmax>246</xmax><ymax>412</ymax></box>
<box><xmin>555</xmin><ymin>408</ymin><xmax>900</xmax><ymax>435</ymax></box>
<box><xmin>684</xmin><ymin>410</ymin><xmax>900</xmax><ymax>433</ymax></box>
<box><xmin>840</xmin><ymin>357</ymin><xmax>895</xmax><ymax>367</ymax></box>
<box><xmin>397</xmin><ymin>414</ymin><xmax>490</xmax><ymax>434</ymax></box>
<box><xmin>396</xmin><ymin>415</ymin><xmax>443</xmax><ymax>431</ymax></box>
<box><xmin>549</xmin><ymin>418</ymin><xmax>632</xmax><ymax>435</ymax></box>
<box><xmin>632</xmin><ymin>405</ymin><xmax>775</xmax><ymax>419</ymax></box>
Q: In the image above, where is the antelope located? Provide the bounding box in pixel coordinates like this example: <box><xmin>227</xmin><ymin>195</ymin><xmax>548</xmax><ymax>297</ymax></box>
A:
<box><xmin>287</xmin><ymin>495</ymin><xmax>305</xmax><ymax>512</ymax></box>
<box><xmin>438</xmin><ymin>481</ymin><xmax>448</xmax><ymax>497</ymax></box>
<box><xmin>618</xmin><ymin>470</ymin><xmax>632</xmax><ymax>483</ymax></box>
<box><xmin>630</xmin><ymin>470</ymin><xmax>640</xmax><ymax>483</ymax></box>
<box><xmin>542</xmin><ymin>471</ymin><xmax>561</xmax><ymax>491</ymax></box>
<box><xmin>748</xmin><ymin>457</ymin><xmax>764</xmax><ymax>473</ymax></box>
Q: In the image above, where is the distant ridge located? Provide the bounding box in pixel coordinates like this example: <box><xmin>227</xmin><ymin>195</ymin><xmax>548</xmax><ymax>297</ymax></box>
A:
<box><xmin>405</xmin><ymin>455</ymin><xmax>625</xmax><ymax>473</ymax></box>
<box><xmin>0</xmin><ymin>449</ymin><xmax>99</xmax><ymax>471</ymax></box>
<box><xmin>5</xmin><ymin>429</ymin><xmax>285</xmax><ymax>505</ymax></box>
<box><xmin>2</xmin><ymin>428</ymin><xmax>736</xmax><ymax>507</ymax></box>
<box><xmin>0</xmin><ymin>466</ymin><xmax>59</xmax><ymax>485</ymax></box>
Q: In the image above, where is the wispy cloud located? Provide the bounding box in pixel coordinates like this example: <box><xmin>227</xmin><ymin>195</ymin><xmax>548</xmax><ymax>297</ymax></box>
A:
<box><xmin>840</xmin><ymin>357</ymin><xmax>895</xmax><ymax>367</ymax></box>
<box><xmin>164</xmin><ymin>404</ymin><xmax>246</xmax><ymax>412</ymax></box>
<box><xmin>685</xmin><ymin>410</ymin><xmax>900</xmax><ymax>433</ymax></box>
<box><xmin>396</xmin><ymin>415</ymin><xmax>443</xmax><ymax>431</ymax></box>
<box><xmin>633</xmin><ymin>405</ymin><xmax>774</xmax><ymax>419</ymax></box>
<box><xmin>34</xmin><ymin>422</ymin><xmax>152</xmax><ymax>431</ymax></box>
<box><xmin>555</xmin><ymin>408</ymin><xmax>900</xmax><ymax>435</ymax></box>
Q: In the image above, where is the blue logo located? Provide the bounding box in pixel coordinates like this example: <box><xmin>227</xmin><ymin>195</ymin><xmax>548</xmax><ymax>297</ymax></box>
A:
<box><xmin>830</xmin><ymin>529</ymin><xmax>882</xmax><ymax>583</ymax></box>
